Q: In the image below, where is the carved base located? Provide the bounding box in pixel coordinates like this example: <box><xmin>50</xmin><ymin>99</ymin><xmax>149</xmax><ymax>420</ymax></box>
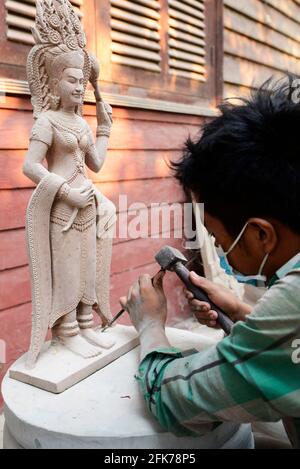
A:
<box><xmin>9</xmin><ymin>325</ymin><xmax>139</xmax><ymax>394</ymax></box>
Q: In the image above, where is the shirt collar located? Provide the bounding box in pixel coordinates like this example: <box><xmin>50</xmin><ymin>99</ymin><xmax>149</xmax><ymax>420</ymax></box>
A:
<box><xmin>268</xmin><ymin>252</ymin><xmax>300</xmax><ymax>288</ymax></box>
<box><xmin>276</xmin><ymin>252</ymin><xmax>300</xmax><ymax>280</ymax></box>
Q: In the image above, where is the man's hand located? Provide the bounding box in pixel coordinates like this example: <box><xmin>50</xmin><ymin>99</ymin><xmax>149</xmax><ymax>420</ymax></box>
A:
<box><xmin>184</xmin><ymin>271</ymin><xmax>253</xmax><ymax>328</ymax></box>
<box><xmin>120</xmin><ymin>271</ymin><xmax>167</xmax><ymax>333</ymax></box>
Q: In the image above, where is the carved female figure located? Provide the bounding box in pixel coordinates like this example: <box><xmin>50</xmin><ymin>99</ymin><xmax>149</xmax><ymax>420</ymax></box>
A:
<box><xmin>23</xmin><ymin>0</ymin><xmax>116</xmax><ymax>366</ymax></box>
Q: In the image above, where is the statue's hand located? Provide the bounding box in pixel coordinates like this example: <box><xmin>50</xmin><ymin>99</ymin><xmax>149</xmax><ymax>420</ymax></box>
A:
<box><xmin>66</xmin><ymin>182</ymin><xmax>95</xmax><ymax>209</ymax></box>
<box><xmin>96</xmin><ymin>101</ymin><xmax>113</xmax><ymax>137</ymax></box>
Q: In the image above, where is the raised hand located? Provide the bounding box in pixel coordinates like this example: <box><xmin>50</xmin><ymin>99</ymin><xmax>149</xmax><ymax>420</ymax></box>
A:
<box><xmin>96</xmin><ymin>101</ymin><xmax>113</xmax><ymax>137</ymax></box>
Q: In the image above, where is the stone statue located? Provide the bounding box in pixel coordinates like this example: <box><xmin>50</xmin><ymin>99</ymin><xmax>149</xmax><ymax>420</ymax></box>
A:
<box><xmin>23</xmin><ymin>0</ymin><xmax>116</xmax><ymax>367</ymax></box>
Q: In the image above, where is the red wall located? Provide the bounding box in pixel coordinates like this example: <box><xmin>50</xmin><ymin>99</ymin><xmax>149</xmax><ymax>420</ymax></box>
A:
<box><xmin>0</xmin><ymin>96</ymin><xmax>205</xmax><ymax>408</ymax></box>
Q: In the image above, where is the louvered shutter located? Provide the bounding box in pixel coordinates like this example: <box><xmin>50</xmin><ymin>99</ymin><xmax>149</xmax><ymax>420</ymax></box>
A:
<box><xmin>5</xmin><ymin>0</ymin><xmax>83</xmax><ymax>45</ymax></box>
<box><xmin>168</xmin><ymin>0</ymin><xmax>206</xmax><ymax>82</ymax></box>
<box><xmin>110</xmin><ymin>0</ymin><xmax>161</xmax><ymax>72</ymax></box>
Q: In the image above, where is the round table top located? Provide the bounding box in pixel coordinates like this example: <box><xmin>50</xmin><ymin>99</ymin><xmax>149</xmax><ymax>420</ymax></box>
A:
<box><xmin>2</xmin><ymin>327</ymin><xmax>247</xmax><ymax>449</ymax></box>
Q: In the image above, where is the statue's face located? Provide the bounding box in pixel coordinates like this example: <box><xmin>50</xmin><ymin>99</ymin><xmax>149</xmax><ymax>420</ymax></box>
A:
<box><xmin>54</xmin><ymin>68</ymin><xmax>84</xmax><ymax>108</ymax></box>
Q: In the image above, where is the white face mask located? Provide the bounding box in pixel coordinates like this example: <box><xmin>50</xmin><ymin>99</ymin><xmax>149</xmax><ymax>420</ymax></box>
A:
<box><xmin>215</xmin><ymin>222</ymin><xmax>270</xmax><ymax>285</ymax></box>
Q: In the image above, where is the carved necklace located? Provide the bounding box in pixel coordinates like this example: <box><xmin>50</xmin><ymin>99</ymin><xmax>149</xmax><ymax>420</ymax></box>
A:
<box><xmin>47</xmin><ymin>110</ymin><xmax>88</xmax><ymax>182</ymax></box>
<box><xmin>47</xmin><ymin>110</ymin><xmax>87</xmax><ymax>142</ymax></box>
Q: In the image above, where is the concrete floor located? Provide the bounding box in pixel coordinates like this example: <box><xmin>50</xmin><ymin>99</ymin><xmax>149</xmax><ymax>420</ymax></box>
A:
<box><xmin>0</xmin><ymin>413</ymin><xmax>4</xmax><ymax>449</ymax></box>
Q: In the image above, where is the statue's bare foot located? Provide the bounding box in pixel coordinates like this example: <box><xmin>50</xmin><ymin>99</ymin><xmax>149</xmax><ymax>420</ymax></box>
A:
<box><xmin>81</xmin><ymin>328</ymin><xmax>115</xmax><ymax>349</ymax></box>
<box><xmin>57</xmin><ymin>334</ymin><xmax>102</xmax><ymax>358</ymax></box>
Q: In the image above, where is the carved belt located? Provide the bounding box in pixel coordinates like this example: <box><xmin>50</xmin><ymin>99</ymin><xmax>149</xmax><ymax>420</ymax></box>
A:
<box><xmin>50</xmin><ymin>202</ymin><xmax>96</xmax><ymax>232</ymax></box>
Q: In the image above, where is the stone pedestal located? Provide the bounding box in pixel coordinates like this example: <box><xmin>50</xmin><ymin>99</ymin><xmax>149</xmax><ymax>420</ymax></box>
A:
<box><xmin>9</xmin><ymin>325</ymin><xmax>138</xmax><ymax>393</ymax></box>
<box><xmin>2</xmin><ymin>327</ymin><xmax>253</xmax><ymax>449</ymax></box>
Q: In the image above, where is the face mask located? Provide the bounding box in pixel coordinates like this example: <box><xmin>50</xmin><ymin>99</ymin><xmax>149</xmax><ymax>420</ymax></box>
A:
<box><xmin>215</xmin><ymin>222</ymin><xmax>270</xmax><ymax>286</ymax></box>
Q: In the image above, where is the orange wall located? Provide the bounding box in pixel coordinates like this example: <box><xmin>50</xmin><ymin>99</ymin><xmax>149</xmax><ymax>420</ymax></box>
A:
<box><xmin>0</xmin><ymin>96</ymin><xmax>205</xmax><ymax>407</ymax></box>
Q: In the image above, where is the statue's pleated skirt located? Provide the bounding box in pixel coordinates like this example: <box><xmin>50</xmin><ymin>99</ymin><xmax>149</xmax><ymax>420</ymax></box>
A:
<box><xmin>49</xmin><ymin>205</ymin><xmax>97</xmax><ymax>327</ymax></box>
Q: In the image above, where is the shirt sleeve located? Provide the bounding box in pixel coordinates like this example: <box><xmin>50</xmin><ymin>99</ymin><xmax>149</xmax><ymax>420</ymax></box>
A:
<box><xmin>136</xmin><ymin>270</ymin><xmax>300</xmax><ymax>437</ymax></box>
<box><xmin>30</xmin><ymin>114</ymin><xmax>53</xmax><ymax>147</ymax></box>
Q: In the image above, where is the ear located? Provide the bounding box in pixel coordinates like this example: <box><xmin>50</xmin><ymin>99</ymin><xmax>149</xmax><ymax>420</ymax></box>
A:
<box><xmin>247</xmin><ymin>218</ymin><xmax>278</xmax><ymax>254</ymax></box>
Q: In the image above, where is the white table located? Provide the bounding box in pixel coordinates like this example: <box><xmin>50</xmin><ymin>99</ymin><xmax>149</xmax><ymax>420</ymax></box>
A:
<box><xmin>2</xmin><ymin>328</ymin><xmax>253</xmax><ymax>449</ymax></box>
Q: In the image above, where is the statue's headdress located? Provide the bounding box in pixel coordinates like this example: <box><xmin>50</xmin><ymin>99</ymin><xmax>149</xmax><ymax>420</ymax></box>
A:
<box><xmin>27</xmin><ymin>0</ymin><xmax>91</xmax><ymax>117</ymax></box>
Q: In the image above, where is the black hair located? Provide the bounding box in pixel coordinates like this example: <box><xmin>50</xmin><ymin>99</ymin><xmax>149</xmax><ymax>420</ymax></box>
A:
<box><xmin>172</xmin><ymin>75</ymin><xmax>300</xmax><ymax>237</ymax></box>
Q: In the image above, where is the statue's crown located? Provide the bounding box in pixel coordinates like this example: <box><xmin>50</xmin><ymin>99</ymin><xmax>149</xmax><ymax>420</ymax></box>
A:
<box><xmin>27</xmin><ymin>0</ymin><xmax>91</xmax><ymax>117</ymax></box>
<box><xmin>32</xmin><ymin>0</ymin><xmax>86</xmax><ymax>51</ymax></box>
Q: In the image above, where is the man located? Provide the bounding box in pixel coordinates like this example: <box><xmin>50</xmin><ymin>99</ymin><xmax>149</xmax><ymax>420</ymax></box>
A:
<box><xmin>120</xmin><ymin>77</ymin><xmax>300</xmax><ymax>448</ymax></box>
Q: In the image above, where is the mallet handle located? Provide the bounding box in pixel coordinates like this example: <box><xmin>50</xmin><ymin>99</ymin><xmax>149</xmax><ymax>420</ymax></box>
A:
<box><xmin>174</xmin><ymin>262</ymin><xmax>234</xmax><ymax>335</ymax></box>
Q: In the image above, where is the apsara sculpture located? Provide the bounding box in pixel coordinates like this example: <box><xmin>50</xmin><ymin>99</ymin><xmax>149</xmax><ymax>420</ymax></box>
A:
<box><xmin>23</xmin><ymin>0</ymin><xmax>116</xmax><ymax>367</ymax></box>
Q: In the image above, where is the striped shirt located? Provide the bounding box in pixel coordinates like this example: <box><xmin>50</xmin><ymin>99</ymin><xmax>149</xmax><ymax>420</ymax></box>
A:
<box><xmin>136</xmin><ymin>256</ymin><xmax>300</xmax><ymax>447</ymax></box>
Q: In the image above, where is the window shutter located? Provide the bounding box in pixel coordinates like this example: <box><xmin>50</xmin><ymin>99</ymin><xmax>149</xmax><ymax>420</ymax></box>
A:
<box><xmin>5</xmin><ymin>0</ymin><xmax>83</xmax><ymax>45</ymax></box>
<box><xmin>168</xmin><ymin>0</ymin><xmax>206</xmax><ymax>82</ymax></box>
<box><xmin>110</xmin><ymin>0</ymin><xmax>161</xmax><ymax>72</ymax></box>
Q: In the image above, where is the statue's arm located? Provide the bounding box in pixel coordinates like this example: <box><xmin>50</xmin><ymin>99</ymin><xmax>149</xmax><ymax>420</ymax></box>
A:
<box><xmin>23</xmin><ymin>116</ymin><xmax>53</xmax><ymax>184</ymax></box>
<box><xmin>85</xmin><ymin>101</ymin><xmax>113</xmax><ymax>174</ymax></box>
<box><xmin>23</xmin><ymin>139</ymin><xmax>50</xmax><ymax>185</ymax></box>
<box><xmin>85</xmin><ymin>134</ymin><xmax>109</xmax><ymax>173</ymax></box>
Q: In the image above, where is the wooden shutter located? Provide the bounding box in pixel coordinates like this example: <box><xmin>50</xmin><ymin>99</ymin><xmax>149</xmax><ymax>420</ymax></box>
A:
<box><xmin>5</xmin><ymin>0</ymin><xmax>83</xmax><ymax>45</ymax></box>
<box><xmin>168</xmin><ymin>0</ymin><xmax>206</xmax><ymax>82</ymax></box>
<box><xmin>110</xmin><ymin>0</ymin><xmax>161</xmax><ymax>72</ymax></box>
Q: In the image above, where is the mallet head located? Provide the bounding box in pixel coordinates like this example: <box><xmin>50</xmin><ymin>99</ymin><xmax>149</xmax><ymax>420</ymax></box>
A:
<box><xmin>155</xmin><ymin>246</ymin><xmax>188</xmax><ymax>272</ymax></box>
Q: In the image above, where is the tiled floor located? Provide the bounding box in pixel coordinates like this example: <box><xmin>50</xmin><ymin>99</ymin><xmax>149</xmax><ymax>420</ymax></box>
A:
<box><xmin>0</xmin><ymin>413</ymin><xmax>4</xmax><ymax>449</ymax></box>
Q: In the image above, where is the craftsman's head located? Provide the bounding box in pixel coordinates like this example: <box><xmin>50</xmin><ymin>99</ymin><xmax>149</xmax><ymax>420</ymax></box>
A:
<box><xmin>173</xmin><ymin>75</ymin><xmax>300</xmax><ymax>280</ymax></box>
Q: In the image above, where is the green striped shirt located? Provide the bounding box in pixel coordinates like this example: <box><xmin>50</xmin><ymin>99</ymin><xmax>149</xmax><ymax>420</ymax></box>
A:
<box><xmin>137</xmin><ymin>257</ymin><xmax>300</xmax><ymax>447</ymax></box>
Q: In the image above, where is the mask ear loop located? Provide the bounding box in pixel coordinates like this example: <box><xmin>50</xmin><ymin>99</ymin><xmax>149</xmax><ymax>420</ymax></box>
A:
<box><xmin>225</xmin><ymin>222</ymin><xmax>249</xmax><ymax>256</ymax></box>
<box><xmin>240</xmin><ymin>253</ymin><xmax>270</xmax><ymax>286</ymax></box>
<box><xmin>258</xmin><ymin>252</ymin><xmax>270</xmax><ymax>277</ymax></box>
